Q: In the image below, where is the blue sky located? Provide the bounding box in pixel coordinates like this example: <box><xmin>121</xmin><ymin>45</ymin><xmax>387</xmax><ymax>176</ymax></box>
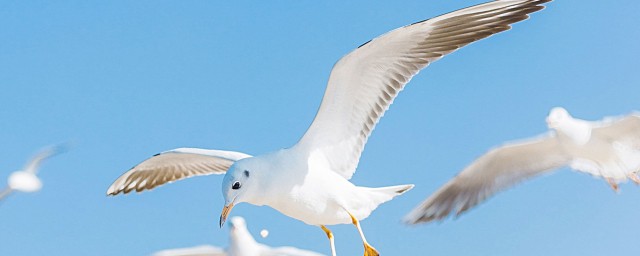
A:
<box><xmin>1</xmin><ymin>1</ymin><xmax>639</xmax><ymax>255</ymax></box>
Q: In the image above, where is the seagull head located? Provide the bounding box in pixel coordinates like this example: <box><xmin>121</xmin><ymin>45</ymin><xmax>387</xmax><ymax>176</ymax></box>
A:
<box><xmin>546</xmin><ymin>107</ymin><xmax>571</xmax><ymax>129</ymax></box>
<box><xmin>229</xmin><ymin>216</ymin><xmax>246</xmax><ymax>229</ymax></box>
<box><xmin>228</xmin><ymin>216</ymin><xmax>248</xmax><ymax>235</ymax></box>
<box><xmin>227</xmin><ymin>216</ymin><xmax>260</xmax><ymax>254</ymax></box>
<box><xmin>220</xmin><ymin>163</ymin><xmax>254</xmax><ymax>228</ymax></box>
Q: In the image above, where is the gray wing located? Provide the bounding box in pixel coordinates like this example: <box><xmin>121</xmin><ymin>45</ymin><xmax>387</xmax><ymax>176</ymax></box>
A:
<box><xmin>107</xmin><ymin>148</ymin><xmax>251</xmax><ymax>196</ymax></box>
<box><xmin>404</xmin><ymin>134</ymin><xmax>570</xmax><ymax>224</ymax></box>
<box><xmin>0</xmin><ymin>187</ymin><xmax>13</xmax><ymax>201</ymax></box>
<box><xmin>592</xmin><ymin>113</ymin><xmax>640</xmax><ymax>149</ymax></box>
<box><xmin>151</xmin><ymin>245</ymin><xmax>226</xmax><ymax>256</ymax></box>
<box><xmin>23</xmin><ymin>144</ymin><xmax>69</xmax><ymax>174</ymax></box>
<box><xmin>295</xmin><ymin>0</ymin><xmax>551</xmax><ymax>180</ymax></box>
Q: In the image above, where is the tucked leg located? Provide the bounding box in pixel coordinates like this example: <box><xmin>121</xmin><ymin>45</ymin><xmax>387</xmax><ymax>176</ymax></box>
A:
<box><xmin>606</xmin><ymin>178</ymin><xmax>619</xmax><ymax>192</ymax></box>
<box><xmin>348</xmin><ymin>212</ymin><xmax>379</xmax><ymax>256</ymax></box>
<box><xmin>320</xmin><ymin>225</ymin><xmax>336</xmax><ymax>256</ymax></box>
<box><xmin>627</xmin><ymin>172</ymin><xmax>640</xmax><ymax>185</ymax></box>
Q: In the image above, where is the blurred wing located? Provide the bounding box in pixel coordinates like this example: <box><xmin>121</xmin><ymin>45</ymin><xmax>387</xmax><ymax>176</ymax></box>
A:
<box><xmin>152</xmin><ymin>245</ymin><xmax>226</xmax><ymax>256</ymax></box>
<box><xmin>404</xmin><ymin>133</ymin><xmax>570</xmax><ymax>224</ymax></box>
<box><xmin>593</xmin><ymin>113</ymin><xmax>640</xmax><ymax>149</ymax></box>
<box><xmin>0</xmin><ymin>187</ymin><xmax>13</xmax><ymax>201</ymax></box>
<box><xmin>264</xmin><ymin>246</ymin><xmax>325</xmax><ymax>256</ymax></box>
<box><xmin>107</xmin><ymin>148</ymin><xmax>251</xmax><ymax>196</ymax></box>
<box><xmin>295</xmin><ymin>0</ymin><xmax>551</xmax><ymax>179</ymax></box>
<box><xmin>23</xmin><ymin>144</ymin><xmax>69</xmax><ymax>174</ymax></box>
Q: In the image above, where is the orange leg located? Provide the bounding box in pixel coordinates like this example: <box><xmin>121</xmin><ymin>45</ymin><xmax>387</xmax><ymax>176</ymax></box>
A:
<box><xmin>627</xmin><ymin>173</ymin><xmax>640</xmax><ymax>185</ymax></box>
<box><xmin>348</xmin><ymin>212</ymin><xmax>380</xmax><ymax>256</ymax></box>
<box><xmin>320</xmin><ymin>225</ymin><xmax>336</xmax><ymax>256</ymax></box>
<box><xmin>606</xmin><ymin>178</ymin><xmax>619</xmax><ymax>192</ymax></box>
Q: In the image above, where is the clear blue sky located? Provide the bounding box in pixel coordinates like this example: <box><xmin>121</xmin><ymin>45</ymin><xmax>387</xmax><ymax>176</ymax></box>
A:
<box><xmin>1</xmin><ymin>1</ymin><xmax>639</xmax><ymax>255</ymax></box>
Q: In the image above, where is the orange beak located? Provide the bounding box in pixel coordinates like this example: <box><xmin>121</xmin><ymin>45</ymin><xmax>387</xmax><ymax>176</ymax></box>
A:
<box><xmin>219</xmin><ymin>203</ymin><xmax>235</xmax><ymax>228</ymax></box>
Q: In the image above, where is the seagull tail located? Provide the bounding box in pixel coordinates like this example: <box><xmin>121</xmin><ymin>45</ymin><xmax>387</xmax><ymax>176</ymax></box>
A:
<box><xmin>369</xmin><ymin>184</ymin><xmax>414</xmax><ymax>198</ymax></box>
<box><xmin>347</xmin><ymin>184</ymin><xmax>414</xmax><ymax>222</ymax></box>
<box><xmin>366</xmin><ymin>184</ymin><xmax>414</xmax><ymax>207</ymax></box>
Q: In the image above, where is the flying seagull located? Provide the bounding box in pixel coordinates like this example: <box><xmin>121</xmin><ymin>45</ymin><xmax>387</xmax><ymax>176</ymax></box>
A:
<box><xmin>404</xmin><ymin>107</ymin><xmax>640</xmax><ymax>224</ymax></box>
<box><xmin>107</xmin><ymin>1</ymin><xmax>550</xmax><ymax>255</ymax></box>
<box><xmin>0</xmin><ymin>144</ymin><xmax>68</xmax><ymax>201</ymax></box>
<box><xmin>152</xmin><ymin>216</ymin><xmax>324</xmax><ymax>256</ymax></box>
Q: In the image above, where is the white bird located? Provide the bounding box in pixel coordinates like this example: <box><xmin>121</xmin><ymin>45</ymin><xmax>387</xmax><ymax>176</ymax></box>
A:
<box><xmin>0</xmin><ymin>145</ymin><xmax>68</xmax><ymax>201</ymax></box>
<box><xmin>404</xmin><ymin>107</ymin><xmax>640</xmax><ymax>224</ymax></box>
<box><xmin>152</xmin><ymin>216</ymin><xmax>324</xmax><ymax>256</ymax></box>
<box><xmin>107</xmin><ymin>1</ymin><xmax>550</xmax><ymax>255</ymax></box>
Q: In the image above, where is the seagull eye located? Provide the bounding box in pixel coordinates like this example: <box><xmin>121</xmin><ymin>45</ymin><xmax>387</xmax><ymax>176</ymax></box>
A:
<box><xmin>232</xmin><ymin>181</ymin><xmax>241</xmax><ymax>190</ymax></box>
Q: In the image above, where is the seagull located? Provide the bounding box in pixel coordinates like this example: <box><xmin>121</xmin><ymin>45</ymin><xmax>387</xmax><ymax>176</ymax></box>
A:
<box><xmin>107</xmin><ymin>1</ymin><xmax>550</xmax><ymax>255</ymax></box>
<box><xmin>152</xmin><ymin>216</ymin><xmax>325</xmax><ymax>256</ymax></box>
<box><xmin>404</xmin><ymin>107</ymin><xmax>640</xmax><ymax>224</ymax></box>
<box><xmin>0</xmin><ymin>145</ymin><xmax>68</xmax><ymax>201</ymax></box>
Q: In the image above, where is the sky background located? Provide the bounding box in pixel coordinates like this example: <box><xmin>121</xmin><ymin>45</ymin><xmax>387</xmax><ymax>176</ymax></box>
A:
<box><xmin>1</xmin><ymin>1</ymin><xmax>639</xmax><ymax>255</ymax></box>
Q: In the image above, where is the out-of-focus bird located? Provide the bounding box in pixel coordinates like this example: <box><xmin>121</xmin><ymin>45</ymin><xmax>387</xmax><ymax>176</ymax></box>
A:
<box><xmin>0</xmin><ymin>144</ymin><xmax>68</xmax><ymax>201</ymax></box>
<box><xmin>152</xmin><ymin>216</ymin><xmax>324</xmax><ymax>256</ymax></box>
<box><xmin>405</xmin><ymin>107</ymin><xmax>640</xmax><ymax>224</ymax></box>
<box><xmin>259</xmin><ymin>229</ymin><xmax>269</xmax><ymax>239</ymax></box>
<box><xmin>107</xmin><ymin>1</ymin><xmax>551</xmax><ymax>255</ymax></box>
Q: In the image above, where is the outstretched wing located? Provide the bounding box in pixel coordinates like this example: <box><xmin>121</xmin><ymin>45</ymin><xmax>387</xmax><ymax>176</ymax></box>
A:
<box><xmin>404</xmin><ymin>134</ymin><xmax>570</xmax><ymax>224</ymax></box>
<box><xmin>0</xmin><ymin>187</ymin><xmax>13</xmax><ymax>201</ymax></box>
<box><xmin>23</xmin><ymin>144</ymin><xmax>69</xmax><ymax>174</ymax></box>
<box><xmin>107</xmin><ymin>148</ymin><xmax>251</xmax><ymax>196</ymax></box>
<box><xmin>295</xmin><ymin>0</ymin><xmax>551</xmax><ymax>179</ymax></box>
<box><xmin>593</xmin><ymin>113</ymin><xmax>640</xmax><ymax>149</ymax></box>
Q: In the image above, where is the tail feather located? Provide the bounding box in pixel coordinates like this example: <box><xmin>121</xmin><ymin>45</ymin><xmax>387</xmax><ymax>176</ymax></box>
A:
<box><xmin>369</xmin><ymin>184</ymin><xmax>414</xmax><ymax>197</ymax></box>
<box><xmin>352</xmin><ymin>184</ymin><xmax>414</xmax><ymax>221</ymax></box>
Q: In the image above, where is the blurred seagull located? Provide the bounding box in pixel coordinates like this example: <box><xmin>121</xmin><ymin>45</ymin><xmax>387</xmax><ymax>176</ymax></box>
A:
<box><xmin>152</xmin><ymin>216</ymin><xmax>324</xmax><ymax>256</ymax></box>
<box><xmin>107</xmin><ymin>1</ymin><xmax>550</xmax><ymax>255</ymax></box>
<box><xmin>404</xmin><ymin>107</ymin><xmax>640</xmax><ymax>224</ymax></box>
<box><xmin>0</xmin><ymin>144</ymin><xmax>68</xmax><ymax>201</ymax></box>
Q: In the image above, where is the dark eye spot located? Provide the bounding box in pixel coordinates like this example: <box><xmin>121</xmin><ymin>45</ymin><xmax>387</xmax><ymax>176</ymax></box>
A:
<box><xmin>243</xmin><ymin>170</ymin><xmax>250</xmax><ymax>177</ymax></box>
<box><xmin>232</xmin><ymin>181</ymin><xmax>241</xmax><ymax>190</ymax></box>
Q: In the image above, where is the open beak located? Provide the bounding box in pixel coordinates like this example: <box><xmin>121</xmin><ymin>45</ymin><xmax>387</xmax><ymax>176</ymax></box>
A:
<box><xmin>219</xmin><ymin>202</ymin><xmax>235</xmax><ymax>228</ymax></box>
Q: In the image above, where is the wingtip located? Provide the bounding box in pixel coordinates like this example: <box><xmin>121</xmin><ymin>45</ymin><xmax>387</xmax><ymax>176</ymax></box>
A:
<box><xmin>401</xmin><ymin>207</ymin><xmax>423</xmax><ymax>226</ymax></box>
<box><xmin>401</xmin><ymin>216</ymin><xmax>416</xmax><ymax>226</ymax></box>
<box><xmin>403</xmin><ymin>215</ymin><xmax>440</xmax><ymax>226</ymax></box>
<box><xmin>401</xmin><ymin>213</ymin><xmax>426</xmax><ymax>226</ymax></box>
<box><xmin>106</xmin><ymin>184</ymin><xmax>123</xmax><ymax>196</ymax></box>
<box><xmin>402</xmin><ymin>201</ymin><xmax>450</xmax><ymax>226</ymax></box>
<box><xmin>46</xmin><ymin>141</ymin><xmax>75</xmax><ymax>156</ymax></box>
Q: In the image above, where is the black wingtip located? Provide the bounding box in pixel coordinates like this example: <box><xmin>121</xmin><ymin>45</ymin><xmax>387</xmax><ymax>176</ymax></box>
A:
<box><xmin>407</xmin><ymin>18</ymin><xmax>430</xmax><ymax>27</ymax></box>
<box><xmin>357</xmin><ymin>39</ymin><xmax>372</xmax><ymax>48</ymax></box>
